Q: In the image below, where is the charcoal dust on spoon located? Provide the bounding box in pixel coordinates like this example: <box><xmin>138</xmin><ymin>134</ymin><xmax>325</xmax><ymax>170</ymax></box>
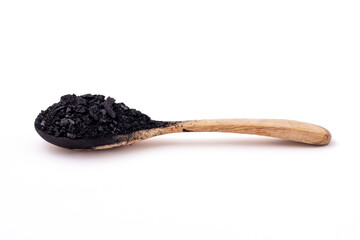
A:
<box><xmin>35</xmin><ymin>94</ymin><xmax>171</xmax><ymax>149</ymax></box>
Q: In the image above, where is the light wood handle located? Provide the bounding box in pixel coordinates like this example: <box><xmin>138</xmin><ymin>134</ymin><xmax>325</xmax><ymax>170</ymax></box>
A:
<box><xmin>180</xmin><ymin>119</ymin><xmax>331</xmax><ymax>145</ymax></box>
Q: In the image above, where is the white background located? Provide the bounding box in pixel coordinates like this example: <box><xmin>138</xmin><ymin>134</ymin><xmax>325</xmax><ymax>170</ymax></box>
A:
<box><xmin>0</xmin><ymin>0</ymin><xmax>359</xmax><ymax>239</ymax></box>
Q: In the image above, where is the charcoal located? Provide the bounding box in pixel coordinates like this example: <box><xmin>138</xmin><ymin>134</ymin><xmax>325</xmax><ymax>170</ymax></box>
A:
<box><xmin>103</xmin><ymin>97</ymin><xmax>116</xmax><ymax>118</ymax></box>
<box><xmin>35</xmin><ymin>94</ymin><xmax>169</xmax><ymax>139</ymax></box>
<box><xmin>60</xmin><ymin>118</ymin><xmax>69</xmax><ymax>126</ymax></box>
<box><xmin>89</xmin><ymin>106</ymin><xmax>100</xmax><ymax>120</ymax></box>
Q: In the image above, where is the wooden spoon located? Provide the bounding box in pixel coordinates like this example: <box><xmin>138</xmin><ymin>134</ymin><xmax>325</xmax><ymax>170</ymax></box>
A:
<box><xmin>36</xmin><ymin>119</ymin><xmax>331</xmax><ymax>150</ymax></box>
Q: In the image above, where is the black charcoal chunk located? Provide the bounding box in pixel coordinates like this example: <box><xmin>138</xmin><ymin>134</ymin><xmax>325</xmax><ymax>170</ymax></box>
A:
<box><xmin>75</xmin><ymin>105</ymin><xmax>86</xmax><ymax>113</ymax></box>
<box><xmin>103</xmin><ymin>97</ymin><xmax>116</xmax><ymax>118</ymax></box>
<box><xmin>118</xmin><ymin>103</ymin><xmax>129</xmax><ymax>110</ymax></box>
<box><xmin>81</xmin><ymin>94</ymin><xmax>93</xmax><ymax>98</ymax></box>
<box><xmin>100</xmin><ymin>109</ymin><xmax>107</xmax><ymax>115</ymax></box>
<box><xmin>55</xmin><ymin>106</ymin><xmax>65</xmax><ymax>112</ymax></box>
<box><xmin>76</xmin><ymin>97</ymin><xmax>86</xmax><ymax>105</ymax></box>
<box><xmin>60</xmin><ymin>118</ymin><xmax>69</xmax><ymax>126</ymax></box>
<box><xmin>60</xmin><ymin>94</ymin><xmax>76</xmax><ymax>104</ymax></box>
<box><xmin>67</xmin><ymin>133</ymin><xmax>76</xmax><ymax>139</ymax></box>
<box><xmin>89</xmin><ymin>106</ymin><xmax>100</xmax><ymax>120</ymax></box>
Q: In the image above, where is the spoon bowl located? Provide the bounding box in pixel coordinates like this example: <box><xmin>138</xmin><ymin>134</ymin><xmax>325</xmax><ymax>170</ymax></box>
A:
<box><xmin>35</xmin><ymin>122</ymin><xmax>176</xmax><ymax>150</ymax></box>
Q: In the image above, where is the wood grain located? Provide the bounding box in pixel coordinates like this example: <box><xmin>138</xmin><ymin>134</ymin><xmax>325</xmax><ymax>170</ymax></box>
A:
<box><xmin>94</xmin><ymin>119</ymin><xmax>331</xmax><ymax>149</ymax></box>
<box><xmin>180</xmin><ymin>119</ymin><xmax>331</xmax><ymax>145</ymax></box>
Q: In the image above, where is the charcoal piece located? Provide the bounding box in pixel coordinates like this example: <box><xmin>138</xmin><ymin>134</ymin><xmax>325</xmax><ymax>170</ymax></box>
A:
<box><xmin>75</xmin><ymin>105</ymin><xmax>86</xmax><ymax>113</ymax></box>
<box><xmin>61</xmin><ymin>94</ymin><xmax>76</xmax><ymax>104</ymax></box>
<box><xmin>118</xmin><ymin>103</ymin><xmax>129</xmax><ymax>110</ymax></box>
<box><xmin>95</xmin><ymin>95</ymin><xmax>105</xmax><ymax>100</ymax></box>
<box><xmin>103</xmin><ymin>97</ymin><xmax>116</xmax><ymax>118</ymax></box>
<box><xmin>106</xmin><ymin>97</ymin><xmax>115</xmax><ymax>104</ymax></box>
<box><xmin>81</xmin><ymin>94</ymin><xmax>93</xmax><ymax>98</ymax></box>
<box><xmin>76</xmin><ymin>97</ymin><xmax>86</xmax><ymax>105</ymax></box>
<box><xmin>67</xmin><ymin>133</ymin><xmax>76</xmax><ymax>139</ymax></box>
<box><xmin>55</xmin><ymin>106</ymin><xmax>65</xmax><ymax>112</ymax></box>
<box><xmin>35</xmin><ymin>94</ymin><xmax>170</xmax><ymax>140</ymax></box>
<box><xmin>60</xmin><ymin>118</ymin><xmax>69</xmax><ymax>126</ymax></box>
<box><xmin>89</xmin><ymin>106</ymin><xmax>100</xmax><ymax>120</ymax></box>
<box><xmin>82</xmin><ymin>115</ymin><xmax>92</xmax><ymax>124</ymax></box>
<box><xmin>100</xmin><ymin>109</ymin><xmax>107</xmax><ymax>115</ymax></box>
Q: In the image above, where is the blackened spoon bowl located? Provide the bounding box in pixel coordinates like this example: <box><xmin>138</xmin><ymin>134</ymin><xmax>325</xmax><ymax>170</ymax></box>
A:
<box><xmin>36</xmin><ymin>128</ymin><xmax>124</xmax><ymax>149</ymax></box>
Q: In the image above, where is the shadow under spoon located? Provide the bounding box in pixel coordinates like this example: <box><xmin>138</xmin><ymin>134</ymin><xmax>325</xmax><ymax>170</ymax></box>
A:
<box><xmin>35</xmin><ymin>119</ymin><xmax>331</xmax><ymax>150</ymax></box>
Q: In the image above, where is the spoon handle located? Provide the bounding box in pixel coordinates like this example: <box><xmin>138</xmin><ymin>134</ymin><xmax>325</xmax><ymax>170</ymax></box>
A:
<box><xmin>179</xmin><ymin>119</ymin><xmax>331</xmax><ymax>145</ymax></box>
